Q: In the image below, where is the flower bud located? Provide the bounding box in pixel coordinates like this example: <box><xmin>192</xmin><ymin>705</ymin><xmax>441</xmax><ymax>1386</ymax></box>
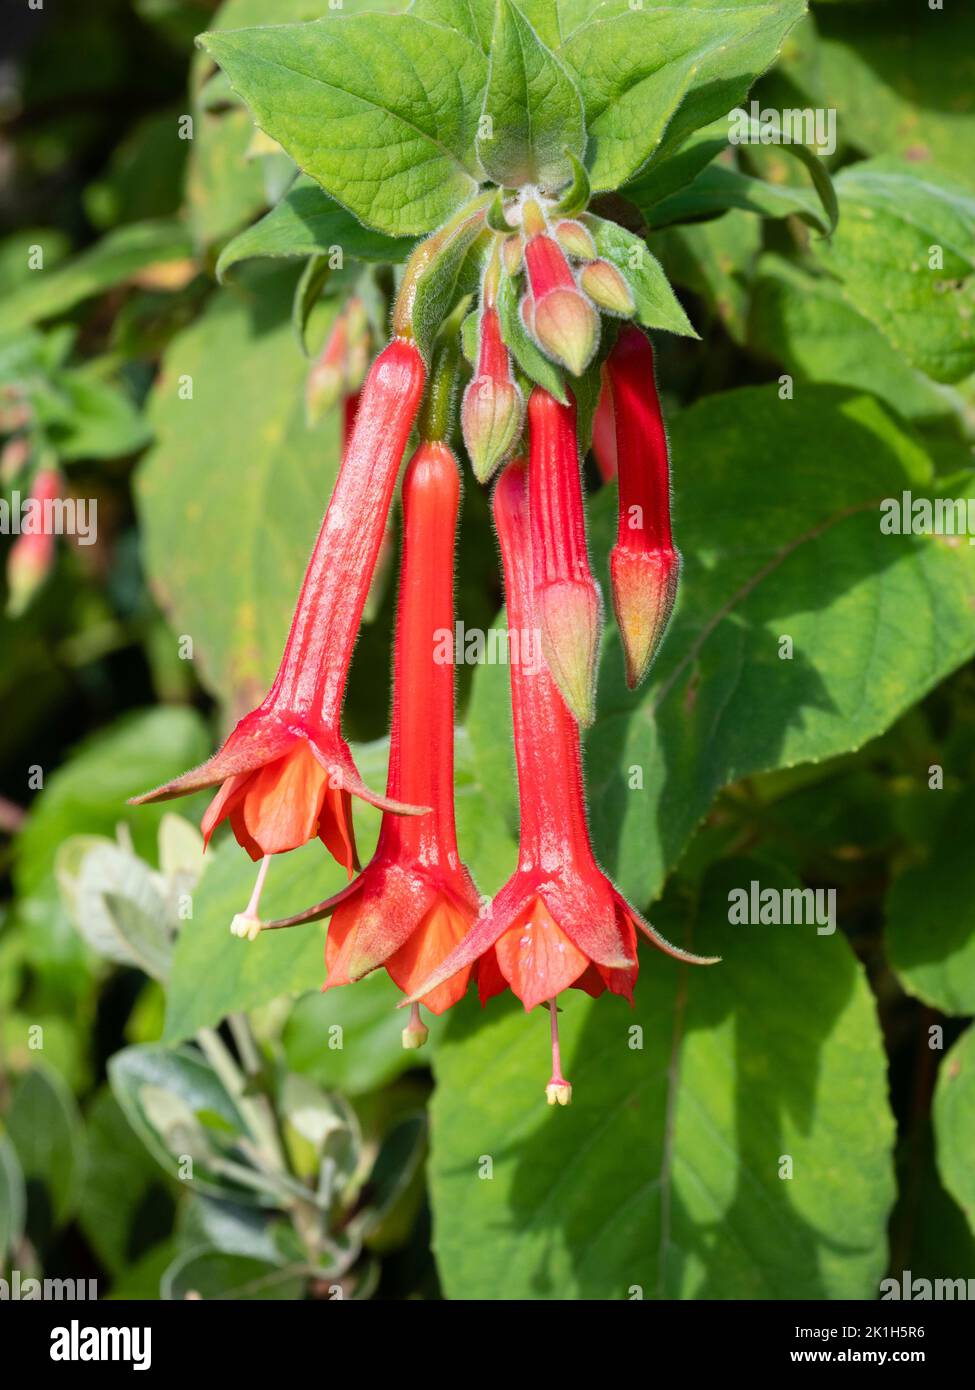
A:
<box><xmin>579</xmin><ymin>259</ymin><xmax>635</xmax><ymax>317</ymax></box>
<box><xmin>502</xmin><ymin>233</ymin><xmax>524</xmax><ymax>277</ymax></box>
<box><xmin>532</xmin><ymin>289</ymin><xmax>599</xmax><ymax>377</ymax></box>
<box><xmin>461</xmin><ymin>305</ymin><xmax>523</xmax><ymax>482</ymax></box>
<box><xmin>553</xmin><ymin>219</ymin><xmax>596</xmax><ymax>262</ymax></box>
<box><xmin>462</xmin><ymin>375</ymin><xmax>524</xmax><ymax>483</ymax></box>
<box><xmin>610</xmin><ymin>544</ymin><xmax>680</xmax><ymax>689</ymax></box>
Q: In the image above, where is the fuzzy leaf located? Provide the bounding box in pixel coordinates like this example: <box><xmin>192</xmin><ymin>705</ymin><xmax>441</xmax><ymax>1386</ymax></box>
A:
<box><xmin>477</xmin><ymin>0</ymin><xmax>586</xmax><ymax>192</ymax></box>
<box><xmin>199</xmin><ymin>15</ymin><xmax>487</xmax><ymax>237</ymax></box>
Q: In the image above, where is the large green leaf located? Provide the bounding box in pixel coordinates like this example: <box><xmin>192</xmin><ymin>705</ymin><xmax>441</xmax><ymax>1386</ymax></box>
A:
<box><xmin>749</xmin><ymin>254</ymin><xmax>963</xmax><ymax>430</ymax></box>
<box><xmin>886</xmin><ymin>788</ymin><xmax>975</xmax><ymax>1017</ymax></box>
<box><xmin>467</xmin><ymin>386</ymin><xmax>975</xmax><ymax>912</ymax></box>
<box><xmin>812</xmin><ymin>159</ymin><xmax>975</xmax><ymax>386</ymax></box>
<box><xmin>430</xmin><ymin>860</ymin><xmax>896</xmax><ymax>1298</ymax></box>
<box><xmin>0</xmin><ymin>222</ymin><xmax>193</xmax><ymax>333</ymax></box>
<box><xmin>561</xmin><ymin>0</ymin><xmax>806</xmax><ymax>190</ymax></box>
<box><xmin>137</xmin><ymin>265</ymin><xmax>341</xmax><ymax>706</ymax></box>
<box><xmin>217</xmin><ymin>176</ymin><xmax>417</xmax><ymax>280</ymax></box>
<box><xmin>476</xmin><ymin>0</ymin><xmax>585</xmax><ymax>191</ymax></box>
<box><xmin>933</xmin><ymin>1026</ymin><xmax>975</xmax><ymax>1239</ymax></box>
<box><xmin>199</xmin><ymin>15</ymin><xmax>487</xmax><ymax>236</ymax></box>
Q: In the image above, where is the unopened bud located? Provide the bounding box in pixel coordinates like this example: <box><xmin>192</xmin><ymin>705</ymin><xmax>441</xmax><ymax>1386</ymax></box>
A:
<box><xmin>532</xmin><ymin>288</ymin><xmax>599</xmax><ymax>376</ymax></box>
<box><xmin>553</xmin><ymin>219</ymin><xmax>596</xmax><ymax>261</ymax></box>
<box><xmin>537</xmin><ymin>577</ymin><xmax>602</xmax><ymax>726</ymax></box>
<box><xmin>462</xmin><ymin>375</ymin><xmax>524</xmax><ymax>482</ymax></box>
<box><xmin>610</xmin><ymin>544</ymin><xmax>680</xmax><ymax>688</ymax></box>
<box><xmin>502</xmin><ymin>233</ymin><xmax>524</xmax><ymax>277</ymax></box>
<box><xmin>579</xmin><ymin>259</ymin><xmax>635</xmax><ymax>317</ymax></box>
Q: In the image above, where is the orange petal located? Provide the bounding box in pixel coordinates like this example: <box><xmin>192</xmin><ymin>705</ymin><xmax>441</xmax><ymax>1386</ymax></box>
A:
<box><xmin>201</xmin><ymin>773</ymin><xmax>250</xmax><ymax>849</ymax></box>
<box><xmin>494</xmin><ymin>898</ymin><xmax>590</xmax><ymax>1011</ymax></box>
<box><xmin>385</xmin><ymin>899</ymin><xmax>474</xmax><ymax>1016</ymax></box>
<box><xmin>242</xmin><ymin>742</ymin><xmax>328</xmax><ymax>856</ymax></box>
<box><xmin>318</xmin><ymin>783</ymin><xmax>359</xmax><ymax>877</ymax></box>
<box><xmin>476</xmin><ymin>947</ymin><xmax>509</xmax><ymax>1006</ymax></box>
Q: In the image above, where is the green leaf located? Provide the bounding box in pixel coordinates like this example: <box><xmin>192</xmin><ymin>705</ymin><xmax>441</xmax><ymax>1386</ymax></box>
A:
<box><xmin>0</xmin><ymin>222</ymin><xmax>194</xmax><ymax>334</ymax></box>
<box><xmin>77</xmin><ymin>1088</ymin><xmax>175</xmax><ymax>1277</ymax></box>
<box><xmin>137</xmin><ymin>265</ymin><xmax>341</xmax><ymax>704</ymax></box>
<box><xmin>199</xmin><ymin>15</ymin><xmax>487</xmax><ymax>237</ymax></box>
<box><xmin>410</xmin><ymin>220</ymin><xmax>488</xmax><ymax>363</ymax></box>
<box><xmin>641</xmin><ymin>159</ymin><xmax>835</xmax><ymax>237</ymax></box>
<box><xmin>0</xmin><ymin>1135</ymin><xmax>26</xmax><ymax>1261</ymax></box>
<box><xmin>477</xmin><ymin>0</ymin><xmax>585</xmax><ymax>191</ymax></box>
<box><xmin>162</xmin><ymin>836</ymin><xmax>341</xmax><ymax>1043</ymax></box>
<box><xmin>813</xmin><ymin>159</ymin><xmax>975</xmax><ymax>386</ymax></box>
<box><xmin>934</xmin><ymin>1026</ymin><xmax>975</xmax><ymax>1238</ymax></box>
<box><xmin>467</xmin><ymin>387</ymin><xmax>975</xmax><ymax>913</ymax></box>
<box><xmin>43</xmin><ymin>368</ymin><xmax>151</xmax><ymax>462</ymax></box>
<box><xmin>749</xmin><ymin>254</ymin><xmax>962</xmax><ymax>429</ymax></box>
<box><xmin>108</xmin><ymin>1044</ymin><xmax>254</xmax><ymax>1199</ymax></box>
<box><xmin>283</xmin><ymin>973</ymin><xmax>448</xmax><ymax>1095</ymax></box>
<box><xmin>59</xmin><ymin>841</ymin><xmax>175</xmax><ymax>981</ymax></box>
<box><xmin>887</xmin><ymin>787</ymin><xmax>975</xmax><ymax>1017</ymax></box>
<box><xmin>216</xmin><ymin>176</ymin><xmax>417</xmax><ymax>281</ymax></box>
<box><xmin>13</xmin><ymin>707</ymin><xmax>210</xmax><ymax>984</ymax></box>
<box><xmin>7</xmin><ymin>1065</ymin><xmax>85</xmax><ymax>1228</ymax></box>
<box><xmin>161</xmin><ymin>1246</ymin><xmax>306</xmax><ymax>1299</ymax></box>
<box><xmin>411</xmin><ymin>0</ymin><xmax>495</xmax><ymax>51</ymax></box>
<box><xmin>430</xmin><ymin>860</ymin><xmax>895</xmax><ymax>1298</ymax></box>
<box><xmin>561</xmin><ymin>1</ymin><xmax>805</xmax><ymax>191</ymax></box>
<box><xmin>584</xmin><ymin>216</ymin><xmax>697</xmax><ymax>337</ymax></box>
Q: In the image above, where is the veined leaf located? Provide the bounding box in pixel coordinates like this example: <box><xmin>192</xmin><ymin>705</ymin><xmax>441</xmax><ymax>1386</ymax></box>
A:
<box><xmin>476</xmin><ymin>0</ymin><xmax>586</xmax><ymax>191</ymax></box>
<box><xmin>430</xmin><ymin>860</ymin><xmax>896</xmax><ymax>1298</ymax></box>
<box><xmin>199</xmin><ymin>14</ymin><xmax>488</xmax><ymax>237</ymax></box>
<box><xmin>217</xmin><ymin>176</ymin><xmax>417</xmax><ymax>281</ymax></box>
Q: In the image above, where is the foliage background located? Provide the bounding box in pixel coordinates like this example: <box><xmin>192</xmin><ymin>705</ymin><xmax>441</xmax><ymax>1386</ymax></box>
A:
<box><xmin>1</xmin><ymin>0</ymin><xmax>974</xmax><ymax>1300</ymax></box>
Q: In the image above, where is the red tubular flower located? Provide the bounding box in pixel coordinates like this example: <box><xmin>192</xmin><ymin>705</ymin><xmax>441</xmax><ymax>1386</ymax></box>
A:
<box><xmin>131</xmin><ymin>339</ymin><xmax>428</xmax><ymax>918</ymax></box>
<box><xmin>6</xmin><ymin>466</ymin><xmax>62</xmax><ymax>617</ymax></box>
<box><xmin>402</xmin><ymin>460</ymin><xmax>717</xmax><ymax>1100</ymax></box>
<box><xmin>528</xmin><ymin>387</ymin><xmax>602</xmax><ymax>727</ymax></box>
<box><xmin>522</xmin><ymin>210</ymin><xmax>598</xmax><ymax>377</ymax></box>
<box><xmin>590</xmin><ymin>366</ymin><xmax>617</xmax><ymax>483</ymax></box>
<box><xmin>461</xmin><ymin>293</ymin><xmax>523</xmax><ymax>483</ymax></box>
<box><xmin>605</xmin><ymin>326</ymin><xmax>681</xmax><ymax>688</ymax></box>
<box><xmin>266</xmin><ymin>440</ymin><xmax>479</xmax><ymax>1025</ymax></box>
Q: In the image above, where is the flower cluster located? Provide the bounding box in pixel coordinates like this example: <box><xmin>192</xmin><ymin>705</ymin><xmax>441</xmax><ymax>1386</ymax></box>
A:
<box><xmin>134</xmin><ymin>188</ymin><xmax>717</xmax><ymax>1103</ymax></box>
